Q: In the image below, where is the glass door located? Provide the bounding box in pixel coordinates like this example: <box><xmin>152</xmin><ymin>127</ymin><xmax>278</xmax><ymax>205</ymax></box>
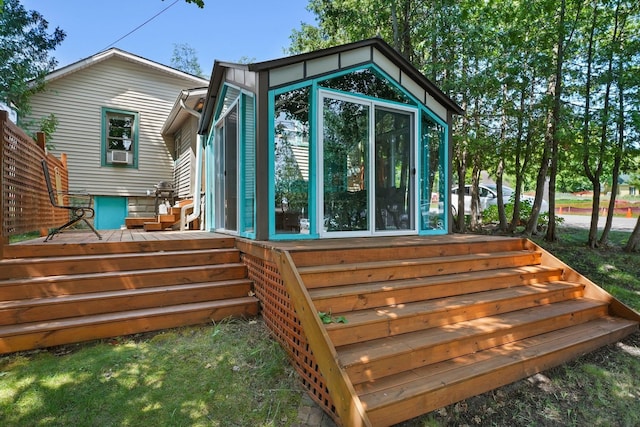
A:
<box><xmin>321</xmin><ymin>96</ymin><xmax>370</xmax><ymax>235</ymax></box>
<box><xmin>374</xmin><ymin>107</ymin><xmax>413</xmax><ymax>231</ymax></box>
<box><xmin>214</xmin><ymin>104</ymin><xmax>238</xmax><ymax>232</ymax></box>
<box><xmin>319</xmin><ymin>91</ymin><xmax>416</xmax><ymax>237</ymax></box>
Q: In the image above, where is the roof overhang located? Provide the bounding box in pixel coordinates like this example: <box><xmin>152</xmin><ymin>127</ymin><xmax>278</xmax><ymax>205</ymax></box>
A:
<box><xmin>198</xmin><ymin>38</ymin><xmax>463</xmax><ymax>135</ymax></box>
<box><xmin>162</xmin><ymin>87</ymin><xmax>208</xmax><ymax>136</ymax></box>
<box><xmin>43</xmin><ymin>48</ymin><xmax>209</xmax><ymax>86</ymax></box>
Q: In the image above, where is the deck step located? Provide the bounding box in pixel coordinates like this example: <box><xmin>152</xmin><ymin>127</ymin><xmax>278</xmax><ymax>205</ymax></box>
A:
<box><xmin>0</xmin><ymin>248</ymin><xmax>241</xmax><ymax>279</ymax></box>
<box><xmin>0</xmin><ymin>263</ymin><xmax>248</xmax><ymax>300</ymax></box>
<box><xmin>358</xmin><ymin>317</ymin><xmax>637</xmax><ymax>426</ymax></box>
<box><xmin>338</xmin><ymin>298</ymin><xmax>609</xmax><ymax>384</ymax></box>
<box><xmin>0</xmin><ymin>298</ymin><xmax>260</xmax><ymax>354</ymax></box>
<box><xmin>0</xmin><ymin>236</ymin><xmax>260</xmax><ymax>355</ymax></box>
<box><xmin>325</xmin><ymin>281</ymin><xmax>585</xmax><ymax>346</ymax></box>
<box><xmin>290</xmin><ymin>237</ymin><xmax>529</xmax><ymax>267</ymax></box>
<box><xmin>299</xmin><ymin>250</ymin><xmax>543</xmax><ymax>288</ymax></box>
<box><xmin>310</xmin><ymin>265</ymin><xmax>565</xmax><ymax>313</ymax></box>
<box><xmin>0</xmin><ymin>279</ymin><xmax>253</xmax><ymax>325</ymax></box>
<box><xmin>2</xmin><ymin>236</ymin><xmax>236</xmax><ymax>258</ymax></box>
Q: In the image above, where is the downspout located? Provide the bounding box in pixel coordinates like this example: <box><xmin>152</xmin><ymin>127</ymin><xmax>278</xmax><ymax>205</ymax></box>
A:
<box><xmin>179</xmin><ymin>97</ymin><xmax>204</xmax><ymax>230</ymax></box>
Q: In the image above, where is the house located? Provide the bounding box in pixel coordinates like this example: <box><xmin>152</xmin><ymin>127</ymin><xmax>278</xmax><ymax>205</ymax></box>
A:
<box><xmin>3</xmin><ymin>38</ymin><xmax>638</xmax><ymax>426</ymax></box>
<box><xmin>197</xmin><ymin>37</ymin><xmax>464</xmax><ymax>240</ymax></box>
<box><xmin>24</xmin><ymin>48</ymin><xmax>209</xmax><ymax>230</ymax></box>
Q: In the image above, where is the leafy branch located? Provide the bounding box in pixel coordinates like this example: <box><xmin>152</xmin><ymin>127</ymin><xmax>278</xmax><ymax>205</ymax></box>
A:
<box><xmin>318</xmin><ymin>310</ymin><xmax>347</xmax><ymax>324</ymax></box>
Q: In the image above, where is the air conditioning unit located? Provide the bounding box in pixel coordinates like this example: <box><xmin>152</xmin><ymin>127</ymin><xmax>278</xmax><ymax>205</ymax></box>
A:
<box><xmin>109</xmin><ymin>150</ymin><xmax>130</xmax><ymax>164</ymax></box>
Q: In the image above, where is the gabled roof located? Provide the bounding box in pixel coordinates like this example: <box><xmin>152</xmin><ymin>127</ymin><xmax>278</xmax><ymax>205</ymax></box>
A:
<box><xmin>44</xmin><ymin>48</ymin><xmax>209</xmax><ymax>86</ymax></box>
<box><xmin>199</xmin><ymin>37</ymin><xmax>463</xmax><ymax>134</ymax></box>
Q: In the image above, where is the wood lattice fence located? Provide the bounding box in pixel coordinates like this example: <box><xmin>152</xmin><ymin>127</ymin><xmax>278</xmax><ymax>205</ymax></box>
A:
<box><xmin>0</xmin><ymin>110</ymin><xmax>69</xmax><ymax>252</ymax></box>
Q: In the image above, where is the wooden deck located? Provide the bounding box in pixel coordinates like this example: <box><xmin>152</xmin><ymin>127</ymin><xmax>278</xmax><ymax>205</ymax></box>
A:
<box><xmin>4</xmin><ymin>230</ymin><xmax>640</xmax><ymax>426</ymax></box>
<box><xmin>11</xmin><ymin>228</ymin><xmax>219</xmax><ymax>245</ymax></box>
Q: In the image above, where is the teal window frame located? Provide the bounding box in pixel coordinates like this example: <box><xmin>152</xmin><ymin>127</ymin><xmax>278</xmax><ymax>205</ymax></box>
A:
<box><xmin>268</xmin><ymin>63</ymin><xmax>449</xmax><ymax>240</ymax></box>
<box><xmin>206</xmin><ymin>82</ymin><xmax>257</xmax><ymax>238</ymax></box>
<box><xmin>101</xmin><ymin>107</ymin><xmax>139</xmax><ymax>168</ymax></box>
<box><xmin>239</xmin><ymin>91</ymin><xmax>256</xmax><ymax>239</ymax></box>
<box><xmin>269</xmin><ymin>80</ymin><xmax>316</xmax><ymax>241</ymax></box>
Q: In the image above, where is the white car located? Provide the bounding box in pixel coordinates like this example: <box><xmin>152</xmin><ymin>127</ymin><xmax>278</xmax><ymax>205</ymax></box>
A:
<box><xmin>451</xmin><ymin>184</ymin><xmax>548</xmax><ymax>216</ymax></box>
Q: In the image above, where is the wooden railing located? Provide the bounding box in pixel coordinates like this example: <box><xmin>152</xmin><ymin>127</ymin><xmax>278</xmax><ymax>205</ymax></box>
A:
<box><xmin>0</xmin><ymin>110</ymin><xmax>69</xmax><ymax>256</ymax></box>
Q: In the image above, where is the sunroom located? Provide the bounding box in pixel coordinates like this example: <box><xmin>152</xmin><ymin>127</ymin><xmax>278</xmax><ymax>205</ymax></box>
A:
<box><xmin>198</xmin><ymin>38</ymin><xmax>464</xmax><ymax>240</ymax></box>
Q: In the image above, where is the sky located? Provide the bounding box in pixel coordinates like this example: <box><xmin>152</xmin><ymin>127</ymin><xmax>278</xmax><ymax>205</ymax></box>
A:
<box><xmin>20</xmin><ymin>0</ymin><xmax>317</xmax><ymax>76</ymax></box>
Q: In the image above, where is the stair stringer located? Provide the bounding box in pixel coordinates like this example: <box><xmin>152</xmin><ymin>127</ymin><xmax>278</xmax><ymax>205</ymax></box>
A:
<box><xmin>273</xmin><ymin>249</ymin><xmax>372</xmax><ymax>427</ymax></box>
<box><xmin>527</xmin><ymin>239</ymin><xmax>640</xmax><ymax>322</ymax></box>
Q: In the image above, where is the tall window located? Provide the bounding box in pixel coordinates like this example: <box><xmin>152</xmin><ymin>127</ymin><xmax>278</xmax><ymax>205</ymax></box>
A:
<box><xmin>102</xmin><ymin>108</ymin><xmax>138</xmax><ymax>167</ymax></box>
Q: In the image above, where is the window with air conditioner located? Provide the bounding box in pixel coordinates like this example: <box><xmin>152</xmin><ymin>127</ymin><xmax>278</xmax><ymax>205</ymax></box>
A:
<box><xmin>102</xmin><ymin>108</ymin><xmax>138</xmax><ymax>167</ymax></box>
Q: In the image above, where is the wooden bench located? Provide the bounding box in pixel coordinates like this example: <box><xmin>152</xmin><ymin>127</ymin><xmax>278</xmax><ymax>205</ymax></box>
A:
<box><xmin>41</xmin><ymin>159</ymin><xmax>102</xmax><ymax>242</ymax></box>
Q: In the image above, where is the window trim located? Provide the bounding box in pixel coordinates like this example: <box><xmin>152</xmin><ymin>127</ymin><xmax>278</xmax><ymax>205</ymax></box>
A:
<box><xmin>101</xmin><ymin>107</ymin><xmax>139</xmax><ymax>168</ymax></box>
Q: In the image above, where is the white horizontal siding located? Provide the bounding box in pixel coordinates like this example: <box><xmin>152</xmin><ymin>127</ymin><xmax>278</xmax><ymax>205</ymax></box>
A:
<box><xmin>27</xmin><ymin>57</ymin><xmax>203</xmax><ymax>197</ymax></box>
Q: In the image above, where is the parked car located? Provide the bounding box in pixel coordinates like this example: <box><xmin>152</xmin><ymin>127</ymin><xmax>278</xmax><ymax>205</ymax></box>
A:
<box><xmin>451</xmin><ymin>184</ymin><xmax>548</xmax><ymax>216</ymax></box>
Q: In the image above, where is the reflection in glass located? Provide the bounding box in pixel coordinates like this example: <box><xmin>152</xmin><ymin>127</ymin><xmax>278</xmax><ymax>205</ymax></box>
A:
<box><xmin>274</xmin><ymin>87</ymin><xmax>310</xmax><ymax>234</ymax></box>
<box><xmin>107</xmin><ymin>114</ymin><xmax>133</xmax><ymax>151</ymax></box>
<box><xmin>420</xmin><ymin>112</ymin><xmax>446</xmax><ymax>230</ymax></box>
<box><xmin>322</xmin><ymin>97</ymin><xmax>369</xmax><ymax>232</ymax></box>
<box><xmin>319</xmin><ymin>68</ymin><xmax>413</xmax><ymax>105</ymax></box>
<box><xmin>375</xmin><ymin>108</ymin><xmax>412</xmax><ymax>231</ymax></box>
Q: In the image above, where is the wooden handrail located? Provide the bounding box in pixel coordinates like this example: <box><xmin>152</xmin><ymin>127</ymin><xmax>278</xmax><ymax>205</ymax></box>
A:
<box><xmin>274</xmin><ymin>249</ymin><xmax>372</xmax><ymax>427</ymax></box>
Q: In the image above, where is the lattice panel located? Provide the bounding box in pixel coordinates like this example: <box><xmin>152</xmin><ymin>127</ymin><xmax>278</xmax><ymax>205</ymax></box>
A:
<box><xmin>1</xmin><ymin>113</ymin><xmax>68</xmax><ymax>236</ymax></box>
<box><xmin>242</xmin><ymin>254</ymin><xmax>338</xmax><ymax>422</ymax></box>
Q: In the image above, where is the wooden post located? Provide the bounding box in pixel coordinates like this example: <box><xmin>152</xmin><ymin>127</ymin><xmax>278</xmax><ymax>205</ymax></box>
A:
<box><xmin>36</xmin><ymin>131</ymin><xmax>46</xmax><ymax>151</ymax></box>
<box><xmin>0</xmin><ymin>110</ymin><xmax>7</xmax><ymax>259</ymax></box>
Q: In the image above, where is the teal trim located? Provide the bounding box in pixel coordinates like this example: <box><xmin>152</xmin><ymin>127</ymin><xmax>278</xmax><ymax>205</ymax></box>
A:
<box><xmin>204</xmin><ymin>130</ymin><xmax>216</xmax><ymax>231</ymax></box>
<box><xmin>308</xmin><ymin>80</ymin><xmax>318</xmax><ymax>235</ymax></box>
<box><xmin>273</xmin><ymin>80</ymin><xmax>312</xmax><ymax>96</ymax></box>
<box><xmin>100</xmin><ymin>107</ymin><xmax>139</xmax><ymax>169</ymax></box>
<box><xmin>94</xmin><ymin>196</ymin><xmax>127</xmax><ymax>230</ymax></box>
<box><xmin>239</xmin><ymin>92</ymin><xmax>257</xmax><ymax>239</ymax></box>
<box><xmin>267</xmin><ymin>92</ymin><xmax>276</xmax><ymax>237</ymax></box>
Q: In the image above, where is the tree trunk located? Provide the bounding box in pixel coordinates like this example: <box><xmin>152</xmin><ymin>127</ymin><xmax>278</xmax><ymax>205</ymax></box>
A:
<box><xmin>624</xmin><ymin>215</ymin><xmax>640</xmax><ymax>252</ymax></box>
<box><xmin>599</xmin><ymin>2</ymin><xmax>625</xmax><ymax>246</ymax></box>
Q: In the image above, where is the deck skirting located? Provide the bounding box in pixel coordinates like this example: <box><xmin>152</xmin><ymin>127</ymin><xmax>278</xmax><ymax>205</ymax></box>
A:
<box><xmin>242</xmin><ymin>253</ymin><xmax>338</xmax><ymax>423</ymax></box>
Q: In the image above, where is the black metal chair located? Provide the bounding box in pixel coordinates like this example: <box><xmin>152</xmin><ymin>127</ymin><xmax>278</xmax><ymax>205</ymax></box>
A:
<box><xmin>41</xmin><ymin>159</ymin><xmax>102</xmax><ymax>242</ymax></box>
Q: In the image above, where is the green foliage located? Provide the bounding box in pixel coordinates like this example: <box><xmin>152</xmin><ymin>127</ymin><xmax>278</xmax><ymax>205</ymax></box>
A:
<box><xmin>23</xmin><ymin>113</ymin><xmax>58</xmax><ymax>149</ymax></box>
<box><xmin>183</xmin><ymin>0</ymin><xmax>204</xmax><ymax>7</ymax></box>
<box><xmin>170</xmin><ymin>43</ymin><xmax>203</xmax><ymax>77</ymax></box>
<box><xmin>0</xmin><ymin>0</ymin><xmax>65</xmax><ymax>115</ymax></box>
<box><xmin>482</xmin><ymin>198</ymin><xmax>563</xmax><ymax>231</ymax></box>
<box><xmin>318</xmin><ymin>310</ymin><xmax>347</xmax><ymax>324</ymax></box>
<box><xmin>291</xmin><ymin>0</ymin><xmax>640</xmax><ymax>238</ymax></box>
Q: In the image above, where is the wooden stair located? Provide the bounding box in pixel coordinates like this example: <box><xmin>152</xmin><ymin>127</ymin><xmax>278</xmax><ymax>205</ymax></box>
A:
<box><xmin>0</xmin><ymin>237</ymin><xmax>259</xmax><ymax>354</ymax></box>
<box><xmin>124</xmin><ymin>199</ymin><xmax>196</xmax><ymax>231</ymax></box>
<box><xmin>276</xmin><ymin>236</ymin><xmax>639</xmax><ymax>426</ymax></box>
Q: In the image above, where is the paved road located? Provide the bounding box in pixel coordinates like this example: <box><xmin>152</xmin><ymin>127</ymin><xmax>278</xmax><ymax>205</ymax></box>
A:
<box><xmin>558</xmin><ymin>213</ymin><xmax>638</xmax><ymax>232</ymax></box>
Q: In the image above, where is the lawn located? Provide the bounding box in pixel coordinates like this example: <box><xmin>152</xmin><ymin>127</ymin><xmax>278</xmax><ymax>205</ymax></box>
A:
<box><xmin>0</xmin><ymin>319</ymin><xmax>302</xmax><ymax>427</ymax></box>
<box><xmin>1</xmin><ymin>226</ymin><xmax>638</xmax><ymax>427</ymax></box>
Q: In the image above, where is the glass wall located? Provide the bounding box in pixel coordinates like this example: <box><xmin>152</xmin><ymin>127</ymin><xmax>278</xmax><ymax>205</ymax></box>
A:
<box><xmin>420</xmin><ymin>111</ymin><xmax>447</xmax><ymax>231</ymax></box>
<box><xmin>268</xmin><ymin>65</ymin><xmax>449</xmax><ymax>239</ymax></box>
<box><xmin>273</xmin><ymin>86</ymin><xmax>311</xmax><ymax>235</ymax></box>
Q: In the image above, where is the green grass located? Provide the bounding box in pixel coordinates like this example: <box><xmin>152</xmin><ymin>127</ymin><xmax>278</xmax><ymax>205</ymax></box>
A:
<box><xmin>8</xmin><ymin>231</ymin><xmax>40</xmax><ymax>244</ymax></box>
<box><xmin>0</xmin><ymin>319</ymin><xmax>302</xmax><ymax>427</ymax></box>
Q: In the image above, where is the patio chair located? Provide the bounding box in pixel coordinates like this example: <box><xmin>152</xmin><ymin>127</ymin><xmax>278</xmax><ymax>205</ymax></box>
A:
<box><xmin>41</xmin><ymin>159</ymin><xmax>102</xmax><ymax>242</ymax></box>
